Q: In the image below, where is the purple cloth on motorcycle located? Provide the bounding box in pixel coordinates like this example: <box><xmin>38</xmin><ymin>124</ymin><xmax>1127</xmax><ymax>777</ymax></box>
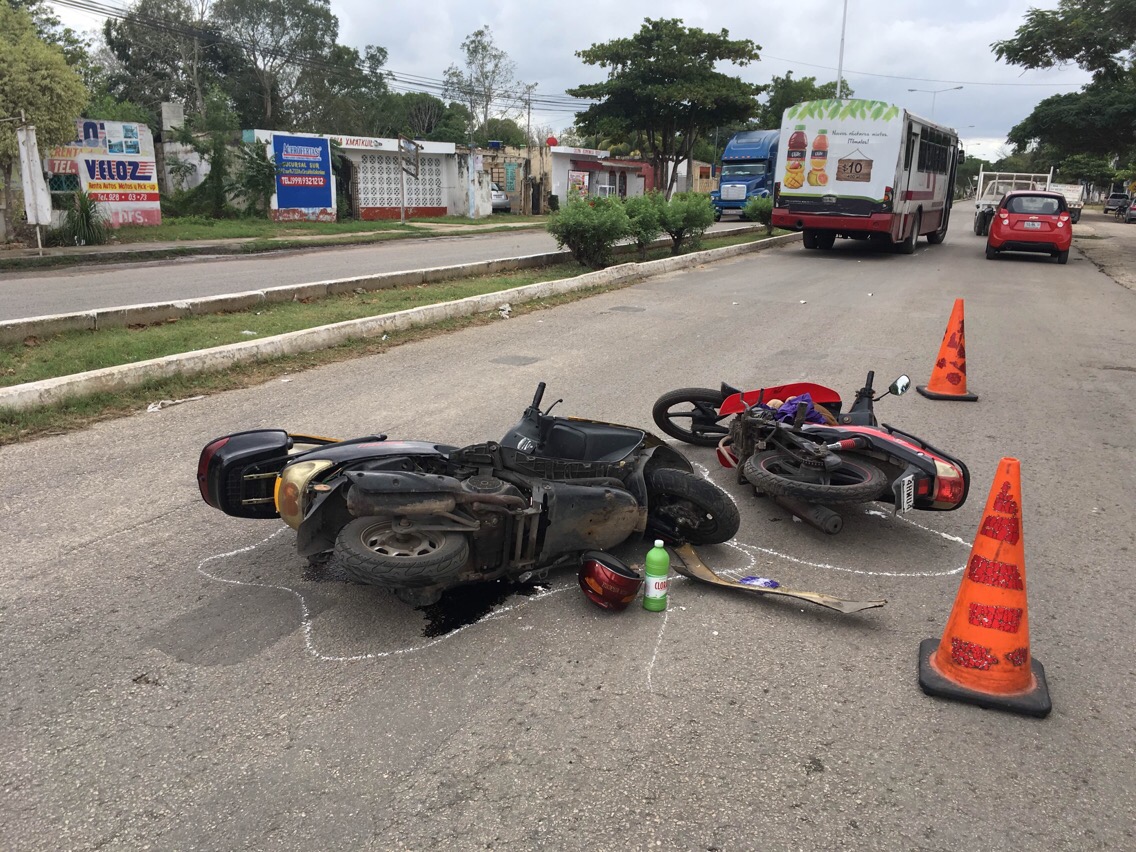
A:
<box><xmin>770</xmin><ymin>393</ymin><xmax>828</xmax><ymax>425</ymax></box>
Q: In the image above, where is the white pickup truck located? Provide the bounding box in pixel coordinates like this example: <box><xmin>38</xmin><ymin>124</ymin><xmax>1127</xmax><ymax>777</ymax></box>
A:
<box><xmin>973</xmin><ymin>167</ymin><xmax>1054</xmax><ymax>236</ymax></box>
<box><xmin>1049</xmin><ymin>182</ymin><xmax>1085</xmax><ymax>223</ymax></box>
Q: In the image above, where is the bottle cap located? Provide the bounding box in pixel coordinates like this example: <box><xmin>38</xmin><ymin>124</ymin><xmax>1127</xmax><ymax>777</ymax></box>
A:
<box><xmin>654</xmin><ymin>539</ymin><xmax>664</xmax><ymax>547</ymax></box>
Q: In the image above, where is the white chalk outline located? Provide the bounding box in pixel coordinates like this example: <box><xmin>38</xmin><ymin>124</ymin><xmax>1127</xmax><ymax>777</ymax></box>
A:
<box><xmin>195</xmin><ymin>528</ymin><xmax>569</xmax><ymax>663</ymax></box>
<box><xmin>194</xmin><ymin>465</ymin><xmax>970</xmax><ymax>670</ymax></box>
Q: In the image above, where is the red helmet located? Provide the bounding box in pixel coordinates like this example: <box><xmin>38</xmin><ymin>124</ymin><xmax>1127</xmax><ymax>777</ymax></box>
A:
<box><xmin>578</xmin><ymin>551</ymin><xmax>643</xmax><ymax>611</ymax></box>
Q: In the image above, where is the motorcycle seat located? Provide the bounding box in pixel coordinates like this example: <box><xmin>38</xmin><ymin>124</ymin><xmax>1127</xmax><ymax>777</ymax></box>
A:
<box><xmin>539</xmin><ymin>422</ymin><xmax>644</xmax><ymax>463</ymax></box>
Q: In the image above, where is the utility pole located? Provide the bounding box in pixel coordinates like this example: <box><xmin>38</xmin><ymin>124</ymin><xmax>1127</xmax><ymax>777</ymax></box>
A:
<box><xmin>836</xmin><ymin>0</ymin><xmax>848</xmax><ymax>98</ymax></box>
<box><xmin>524</xmin><ymin>83</ymin><xmax>536</xmax><ymax>215</ymax></box>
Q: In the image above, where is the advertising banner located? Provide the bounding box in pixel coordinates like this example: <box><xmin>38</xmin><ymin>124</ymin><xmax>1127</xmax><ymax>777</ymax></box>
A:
<box><xmin>778</xmin><ymin>100</ymin><xmax>903</xmax><ymax>204</ymax></box>
<box><xmin>273</xmin><ymin>135</ymin><xmax>333</xmax><ymax>213</ymax></box>
<box><xmin>48</xmin><ymin>119</ymin><xmax>161</xmax><ymax>227</ymax></box>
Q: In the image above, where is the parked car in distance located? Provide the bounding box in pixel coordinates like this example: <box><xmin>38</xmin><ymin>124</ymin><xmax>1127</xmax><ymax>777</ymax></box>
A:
<box><xmin>985</xmin><ymin>190</ymin><xmax>1072</xmax><ymax>265</ymax></box>
<box><xmin>1103</xmin><ymin>192</ymin><xmax>1130</xmax><ymax>214</ymax></box>
<box><xmin>491</xmin><ymin>182</ymin><xmax>510</xmax><ymax>212</ymax></box>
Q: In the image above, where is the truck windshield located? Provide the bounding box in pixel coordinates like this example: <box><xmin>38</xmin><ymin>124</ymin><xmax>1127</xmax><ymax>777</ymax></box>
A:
<box><xmin>721</xmin><ymin>164</ymin><xmax>766</xmax><ymax>178</ymax></box>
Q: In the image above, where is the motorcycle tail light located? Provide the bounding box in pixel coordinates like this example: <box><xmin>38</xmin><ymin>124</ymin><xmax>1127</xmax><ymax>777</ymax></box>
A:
<box><xmin>197</xmin><ymin>437</ymin><xmax>230</xmax><ymax>506</ymax></box>
<box><xmin>932</xmin><ymin>460</ymin><xmax>966</xmax><ymax>507</ymax></box>
<box><xmin>275</xmin><ymin>459</ymin><xmax>334</xmax><ymax>530</ymax></box>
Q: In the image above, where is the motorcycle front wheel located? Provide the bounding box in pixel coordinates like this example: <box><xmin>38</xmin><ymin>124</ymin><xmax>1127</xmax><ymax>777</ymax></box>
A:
<box><xmin>334</xmin><ymin>517</ymin><xmax>470</xmax><ymax>587</ymax></box>
<box><xmin>743</xmin><ymin>450</ymin><xmax>888</xmax><ymax>504</ymax></box>
<box><xmin>651</xmin><ymin>387</ymin><xmax>730</xmax><ymax>446</ymax></box>
<box><xmin>647</xmin><ymin>468</ymin><xmax>740</xmax><ymax>545</ymax></box>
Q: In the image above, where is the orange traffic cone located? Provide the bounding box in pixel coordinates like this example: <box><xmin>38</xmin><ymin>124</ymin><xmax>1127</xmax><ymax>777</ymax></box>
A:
<box><xmin>917</xmin><ymin>298</ymin><xmax>979</xmax><ymax>401</ymax></box>
<box><xmin>918</xmin><ymin>458</ymin><xmax>1051</xmax><ymax>717</ymax></box>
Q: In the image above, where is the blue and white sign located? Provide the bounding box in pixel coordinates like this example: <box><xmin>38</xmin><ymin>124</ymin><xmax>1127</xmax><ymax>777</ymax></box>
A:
<box><xmin>273</xmin><ymin>135</ymin><xmax>333</xmax><ymax>211</ymax></box>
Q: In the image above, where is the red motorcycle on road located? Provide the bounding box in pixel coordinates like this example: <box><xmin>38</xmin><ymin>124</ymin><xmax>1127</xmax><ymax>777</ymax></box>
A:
<box><xmin>652</xmin><ymin>372</ymin><xmax>970</xmax><ymax>534</ymax></box>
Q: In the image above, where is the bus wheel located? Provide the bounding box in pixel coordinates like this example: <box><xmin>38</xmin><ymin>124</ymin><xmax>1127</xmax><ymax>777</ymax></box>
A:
<box><xmin>802</xmin><ymin>229</ymin><xmax>818</xmax><ymax>249</ymax></box>
<box><xmin>898</xmin><ymin>212</ymin><xmax>921</xmax><ymax>254</ymax></box>
<box><xmin>815</xmin><ymin>231</ymin><xmax>836</xmax><ymax>250</ymax></box>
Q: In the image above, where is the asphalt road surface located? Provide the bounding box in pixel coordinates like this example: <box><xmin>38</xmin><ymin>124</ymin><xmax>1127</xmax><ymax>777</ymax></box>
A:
<box><xmin>3</xmin><ymin>228</ymin><xmax>1134</xmax><ymax>849</ymax></box>
<box><xmin>0</xmin><ymin>222</ymin><xmax>750</xmax><ymax>322</ymax></box>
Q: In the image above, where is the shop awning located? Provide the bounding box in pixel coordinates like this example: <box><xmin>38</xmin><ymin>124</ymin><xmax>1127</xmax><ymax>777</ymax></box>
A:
<box><xmin>569</xmin><ymin>159</ymin><xmax>606</xmax><ymax>171</ymax></box>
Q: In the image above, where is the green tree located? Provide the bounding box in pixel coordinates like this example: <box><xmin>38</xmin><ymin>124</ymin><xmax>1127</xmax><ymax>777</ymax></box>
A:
<box><xmin>211</xmin><ymin>0</ymin><xmax>338</xmax><ymax>128</ymax></box>
<box><xmin>754</xmin><ymin>72</ymin><xmax>853</xmax><ymax>128</ymax></box>
<box><xmin>443</xmin><ymin>26</ymin><xmax>523</xmax><ymax>146</ymax></box>
<box><xmin>101</xmin><ymin>0</ymin><xmax>232</xmax><ymax>122</ymax></box>
<box><xmin>0</xmin><ymin>3</ymin><xmax>89</xmax><ymax>239</ymax></box>
<box><xmin>568</xmin><ymin>18</ymin><xmax>762</xmax><ymax>197</ymax></box>
<box><xmin>478</xmin><ymin>118</ymin><xmax>526</xmax><ymax>148</ymax></box>
<box><xmin>994</xmin><ymin>1</ymin><xmax>1136</xmax><ymax>164</ymax></box>
<box><xmin>291</xmin><ymin>43</ymin><xmax>390</xmax><ymax>135</ymax></box>
<box><xmin>427</xmin><ymin>102</ymin><xmax>475</xmax><ymax>144</ymax></box>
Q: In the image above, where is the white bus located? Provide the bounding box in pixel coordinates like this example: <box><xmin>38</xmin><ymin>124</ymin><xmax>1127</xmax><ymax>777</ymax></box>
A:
<box><xmin>772</xmin><ymin>99</ymin><xmax>962</xmax><ymax>253</ymax></box>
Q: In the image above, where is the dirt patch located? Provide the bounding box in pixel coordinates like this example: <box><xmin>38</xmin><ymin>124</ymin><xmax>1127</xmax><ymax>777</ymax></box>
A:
<box><xmin>1072</xmin><ymin>210</ymin><xmax>1136</xmax><ymax>292</ymax></box>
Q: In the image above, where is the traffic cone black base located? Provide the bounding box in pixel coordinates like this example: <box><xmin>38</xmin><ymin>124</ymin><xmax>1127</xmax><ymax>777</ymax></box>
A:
<box><xmin>918</xmin><ymin>638</ymin><xmax>1052</xmax><ymax>718</ymax></box>
<box><xmin>917</xmin><ymin>384</ymin><xmax>978</xmax><ymax>401</ymax></box>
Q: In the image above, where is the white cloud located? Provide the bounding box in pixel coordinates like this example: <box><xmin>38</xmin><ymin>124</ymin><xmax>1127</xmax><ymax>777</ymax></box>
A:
<box><xmin>54</xmin><ymin>0</ymin><xmax>1093</xmax><ymax>145</ymax></box>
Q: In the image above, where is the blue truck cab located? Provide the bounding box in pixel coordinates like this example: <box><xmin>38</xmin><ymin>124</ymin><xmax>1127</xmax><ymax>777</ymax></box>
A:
<box><xmin>710</xmin><ymin>129</ymin><xmax>780</xmax><ymax>220</ymax></box>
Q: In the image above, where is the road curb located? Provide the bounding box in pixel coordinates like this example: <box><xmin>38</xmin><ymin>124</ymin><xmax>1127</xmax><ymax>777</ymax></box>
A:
<box><xmin>0</xmin><ymin>233</ymin><xmax>799</xmax><ymax>411</ymax></box>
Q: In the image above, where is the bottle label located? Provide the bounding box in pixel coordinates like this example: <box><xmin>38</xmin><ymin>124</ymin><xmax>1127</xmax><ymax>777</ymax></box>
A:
<box><xmin>645</xmin><ymin>577</ymin><xmax>668</xmax><ymax>598</ymax></box>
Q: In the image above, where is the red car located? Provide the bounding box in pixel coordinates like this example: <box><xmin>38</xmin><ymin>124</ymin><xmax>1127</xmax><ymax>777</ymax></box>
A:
<box><xmin>985</xmin><ymin>190</ymin><xmax>1072</xmax><ymax>264</ymax></box>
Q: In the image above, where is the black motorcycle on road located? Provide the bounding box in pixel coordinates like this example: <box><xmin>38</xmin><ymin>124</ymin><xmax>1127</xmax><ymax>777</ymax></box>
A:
<box><xmin>197</xmin><ymin>383</ymin><xmax>739</xmax><ymax>605</ymax></box>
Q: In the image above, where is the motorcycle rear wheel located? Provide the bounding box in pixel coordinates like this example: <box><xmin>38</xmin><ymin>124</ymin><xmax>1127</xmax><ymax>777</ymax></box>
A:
<box><xmin>651</xmin><ymin>387</ymin><xmax>729</xmax><ymax>446</ymax></box>
<box><xmin>334</xmin><ymin>517</ymin><xmax>469</xmax><ymax>587</ymax></box>
<box><xmin>743</xmin><ymin>450</ymin><xmax>888</xmax><ymax>504</ymax></box>
<box><xmin>646</xmin><ymin>468</ymin><xmax>740</xmax><ymax>545</ymax></box>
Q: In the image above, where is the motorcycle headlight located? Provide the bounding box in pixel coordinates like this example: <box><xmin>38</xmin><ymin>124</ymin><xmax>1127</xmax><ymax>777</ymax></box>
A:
<box><xmin>275</xmin><ymin>459</ymin><xmax>334</xmax><ymax>529</ymax></box>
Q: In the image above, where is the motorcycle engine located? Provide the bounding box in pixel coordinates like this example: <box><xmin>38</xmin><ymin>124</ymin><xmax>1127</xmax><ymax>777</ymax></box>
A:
<box><xmin>462</xmin><ymin>476</ymin><xmax>524</xmax><ymax>573</ymax></box>
<box><xmin>462</xmin><ymin>475</ymin><xmax>514</xmax><ymax>496</ymax></box>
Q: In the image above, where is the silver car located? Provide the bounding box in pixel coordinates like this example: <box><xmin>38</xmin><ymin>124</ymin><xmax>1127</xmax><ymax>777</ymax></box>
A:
<box><xmin>491</xmin><ymin>182</ymin><xmax>511</xmax><ymax>212</ymax></box>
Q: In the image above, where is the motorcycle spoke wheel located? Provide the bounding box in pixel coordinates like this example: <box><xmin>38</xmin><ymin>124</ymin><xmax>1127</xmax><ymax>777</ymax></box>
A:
<box><xmin>646</xmin><ymin>468</ymin><xmax>740</xmax><ymax>545</ymax></box>
<box><xmin>651</xmin><ymin>388</ymin><xmax>729</xmax><ymax>447</ymax></box>
<box><xmin>334</xmin><ymin>517</ymin><xmax>469</xmax><ymax>588</ymax></box>
<box><xmin>743</xmin><ymin>449</ymin><xmax>888</xmax><ymax>504</ymax></box>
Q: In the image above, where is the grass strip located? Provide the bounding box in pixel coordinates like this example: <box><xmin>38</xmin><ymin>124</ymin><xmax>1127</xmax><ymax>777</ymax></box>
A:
<box><xmin>0</xmin><ymin>231</ymin><xmax>774</xmax><ymax>445</ymax></box>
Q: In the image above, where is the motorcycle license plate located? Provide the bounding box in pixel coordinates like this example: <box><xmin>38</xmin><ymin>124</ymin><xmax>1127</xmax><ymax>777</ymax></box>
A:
<box><xmin>895</xmin><ymin>474</ymin><xmax>915</xmax><ymax>514</ymax></box>
<box><xmin>1023</xmin><ymin>221</ymin><xmax>1042</xmax><ymax>229</ymax></box>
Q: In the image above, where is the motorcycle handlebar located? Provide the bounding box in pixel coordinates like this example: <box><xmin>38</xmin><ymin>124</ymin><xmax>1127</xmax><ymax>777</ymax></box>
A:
<box><xmin>531</xmin><ymin>382</ymin><xmax>546</xmax><ymax>410</ymax></box>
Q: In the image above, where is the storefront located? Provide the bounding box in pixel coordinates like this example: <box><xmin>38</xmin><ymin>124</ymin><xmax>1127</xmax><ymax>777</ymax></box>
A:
<box><xmin>550</xmin><ymin>146</ymin><xmax>650</xmax><ymax>203</ymax></box>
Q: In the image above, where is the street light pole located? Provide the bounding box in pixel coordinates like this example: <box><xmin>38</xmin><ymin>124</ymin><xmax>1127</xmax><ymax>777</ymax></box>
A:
<box><xmin>836</xmin><ymin>0</ymin><xmax>848</xmax><ymax>99</ymax></box>
<box><xmin>907</xmin><ymin>86</ymin><xmax>963</xmax><ymax>119</ymax></box>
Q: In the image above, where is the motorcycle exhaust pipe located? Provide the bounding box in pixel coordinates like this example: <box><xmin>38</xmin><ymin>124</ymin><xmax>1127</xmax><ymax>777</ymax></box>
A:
<box><xmin>768</xmin><ymin>494</ymin><xmax>843</xmax><ymax>535</ymax></box>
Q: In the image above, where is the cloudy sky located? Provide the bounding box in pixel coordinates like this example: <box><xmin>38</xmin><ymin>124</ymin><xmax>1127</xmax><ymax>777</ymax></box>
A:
<box><xmin>56</xmin><ymin>0</ymin><xmax>1092</xmax><ymax>161</ymax></box>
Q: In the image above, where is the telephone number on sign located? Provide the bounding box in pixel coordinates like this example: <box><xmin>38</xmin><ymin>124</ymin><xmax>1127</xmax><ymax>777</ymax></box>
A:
<box><xmin>280</xmin><ymin>175</ymin><xmax>327</xmax><ymax>187</ymax></box>
<box><xmin>88</xmin><ymin>192</ymin><xmax>159</xmax><ymax>202</ymax></box>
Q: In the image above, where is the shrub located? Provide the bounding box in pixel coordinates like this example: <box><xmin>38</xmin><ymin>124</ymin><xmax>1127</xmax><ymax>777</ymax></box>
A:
<box><xmin>546</xmin><ymin>195</ymin><xmax>631</xmax><ymax>269</ymax></box>
<box><xmin>744</xmin><ymin>196</ymin><xmax>774</xmax><ymax>234</ymax></box>
<box><xmin>624</xmin><ymin>192</ymin><xmax>665</xmax><ymax>260</ymax></box>
<box><xmin>225</xmin><ymin>141</ymin><xmax>276</xmax><ymax>216</ymax></box>
<box><xmin>659</xmin><ymin>192</ymin><xmax>715</xmax><ymax>255</ymax></box>
<box><xmin>54</xmin><ymin>190</ymin><xmax>109</xmax><ymax>246</ymax></box>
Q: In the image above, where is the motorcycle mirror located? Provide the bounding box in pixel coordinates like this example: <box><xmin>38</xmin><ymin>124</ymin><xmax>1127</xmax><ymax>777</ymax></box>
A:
<box><xmin>890</xmin><ymin>375</ymin><xmax>911</xmax><ymax>396</ymax></box>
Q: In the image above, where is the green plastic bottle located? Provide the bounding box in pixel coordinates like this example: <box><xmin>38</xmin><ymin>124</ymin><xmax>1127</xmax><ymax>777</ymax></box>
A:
<box><xmin>643</xmin><ymin>540</ymin><xmax>670</xmax><ymax>612</ymax></box>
